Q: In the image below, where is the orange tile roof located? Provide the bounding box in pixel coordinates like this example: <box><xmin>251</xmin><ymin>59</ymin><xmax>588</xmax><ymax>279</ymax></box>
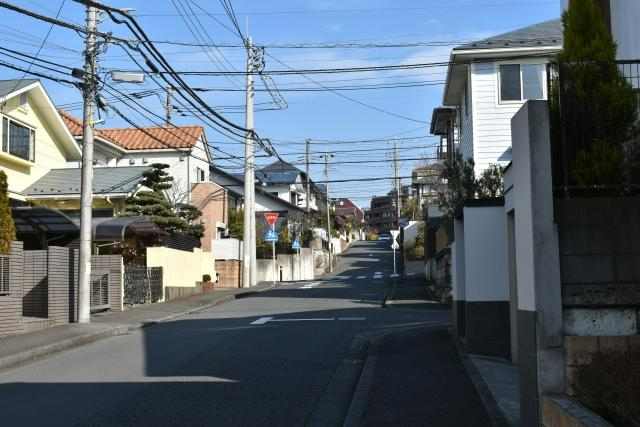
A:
<box><xmin>58</xmin><ymin>109</ymin><xmax>204</xmax><ymax>151</ymax></box>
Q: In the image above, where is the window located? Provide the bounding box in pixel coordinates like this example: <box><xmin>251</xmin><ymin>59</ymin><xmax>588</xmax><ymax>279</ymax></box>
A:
<box><xmin>19</xmin><ymin>93</ymin><xmax>28</xmax><ymax>108</ymax></box>
<box><xmin>499</xmin><ymin>63</ymin><xmax>545</xmax><ymax>102</ymax></box>
<box><xmin>196</xmin><ymin>167</ymin><xmax>205</xmax><ymax>182</ymax></box>
<box><xmin>1</xmin><ymin>116</ymin><xmax>35</xmax><ymax>162</ymax></box>
<box><xmin>499</xmin><ymin>64</ymin><xmax>521</xmax><ymax>101</ymax></box>
<box><xmin>0</xmin><ymin>256</ymin><xmax>9</xmax><ymax>295</ymax></box>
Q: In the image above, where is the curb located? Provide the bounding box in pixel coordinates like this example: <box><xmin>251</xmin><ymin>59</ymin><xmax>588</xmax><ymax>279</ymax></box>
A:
<box><xmin>0</xmin><ymin>284</ymin><xmax>277</xmax><ymax>371</ymax></box>
<box><xmin>129</xmin><ymin>285</ymin><xmax>274</xmax><ymax>330</ymax></box>
<box><xmin>0</xmin><ymin>325</ymin><xmax>129</xmax><ymax>372</ymax></box>
<box><xmin>448</xmin><ymin>328</ymin><xmax>510</xmax><ymax>427</ymax></box>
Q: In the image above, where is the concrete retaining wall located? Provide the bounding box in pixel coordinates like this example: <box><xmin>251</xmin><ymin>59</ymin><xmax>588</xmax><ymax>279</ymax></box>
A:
<box><xmin>542</xmin><ymin>395</ymin><xmax>612</xmax><ymax>427</ymax></box>
<box><xmin>147</xmin><ymin>247</ymin><xmax>216</xmax><ymax>294</ymax></box>
<box><xmin>256</xmin><ymin>248</ymin><xmax>314</xmax><ymax>283</ymax></box>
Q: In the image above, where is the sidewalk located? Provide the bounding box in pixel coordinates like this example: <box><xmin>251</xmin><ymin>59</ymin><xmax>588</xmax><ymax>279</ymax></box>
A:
<box><xmin>378</xmin><ymin>272</ymin><xmax>519</xmax><ymax>426</ymax></box>
<box><xmin>0</xmin><ymin>283</ymin><xmax>275</xmax><ymax>372</ymax></box>
<box><xmin>352</xmin><ymin>273</ymin><xmax>494</xmax><ymax>426</ymax></box>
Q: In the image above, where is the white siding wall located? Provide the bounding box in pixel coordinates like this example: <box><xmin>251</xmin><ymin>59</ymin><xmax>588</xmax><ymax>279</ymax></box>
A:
<box><xmin>470</xmin><ymin>60</ymin><xmax>549</xmax><ymax>176</ymax></box>
<box><xmin>459</xmin><ymin>76</ymin><xmax>474</xmax><ymax>162</ymax></box>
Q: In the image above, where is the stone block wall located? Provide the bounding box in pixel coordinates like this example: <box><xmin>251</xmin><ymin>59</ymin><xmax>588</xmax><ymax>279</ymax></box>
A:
<box><xmin>564</xmin><ymin>335</ymin><xmax>640</xmax><ymax>396</ymax></box>
<box><xmin>556</xmin><ymin>197</ymin><xmax>640</xmax><ymax>335</ymax></box>
<box><xmin>0</xmin><ymin>242</ymin><xmax>24</xmax><ymax>338</ymax></box>
<box><xmin>216</xmin><ymin>260</ymin><xmax>242</xmax><ymax>288</ymax></box>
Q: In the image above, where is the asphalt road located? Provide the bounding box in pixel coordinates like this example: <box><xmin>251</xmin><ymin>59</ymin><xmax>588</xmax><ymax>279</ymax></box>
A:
<box><xmin>0</xmin><ymin>241</ymin><xmax>488</xmax><ymax>427</ymax></box>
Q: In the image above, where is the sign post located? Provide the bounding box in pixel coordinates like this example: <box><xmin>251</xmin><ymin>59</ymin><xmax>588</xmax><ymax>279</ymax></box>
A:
<box><xmin>264</xmin><ymin>212</ymin><xmax>279</xmax><ymax>285</ymax></box>
<box><xmin>292</xmin><ymin>238</ymin><xmax>301</xmax><ymax>280</ymax></box>
<box><xmin>390</xmin><ymin>230</ymin><xmax>400</xmax><ymax>278</ymax></box>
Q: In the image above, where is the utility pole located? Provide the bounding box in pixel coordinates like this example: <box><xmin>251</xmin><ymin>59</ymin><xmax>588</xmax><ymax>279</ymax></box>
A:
<box><xmin>78</xmin><ymin>1</ymin><xmax>99</xmax><ymax>323</ymax></box>
<box><xmin>305</xmin><ymin>138</ymin><xmax>311</xmax><ymax>212</ymax></box>
<box><xmin>165</xmin><ymin>85</ymin><xmax>173</xmax><ymax>124</ymax></box>
<box><xmin>320</xmin><ymin>150</ymin><xmax>334</xmax><ymax>272</ymax></box>
<box><xmin>242</xmin><ymin>36</ymin><xmax>255</xmax><ymax>288</ymax></box>
<box><xmin>393</xmin><ymin>137</ymin><xmax>401</xmax><ymax>229</ymax></box>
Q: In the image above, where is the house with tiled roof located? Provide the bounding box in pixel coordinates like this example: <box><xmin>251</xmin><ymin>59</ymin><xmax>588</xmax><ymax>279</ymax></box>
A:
<box><xmin>59</xmin><ymin>110</ymin><xmax>211</xmax><ymax>204</ymax></box>
<box><xmin>431</xmin><ymin>18</ymin><xmax>563</xmax><ymax>175</ymax></box>
<box><xmin>59</xmin><ymin>111</ymin><xmax>228</xmax><ymax>250</ymax></box>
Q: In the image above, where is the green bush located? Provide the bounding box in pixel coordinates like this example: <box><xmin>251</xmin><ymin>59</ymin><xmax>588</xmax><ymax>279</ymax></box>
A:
<box><xmin>202</xmin><ymin>274</ymin><xmax>212</xmax><ymax>283</ymax></box>
<box><xmin>407</xmin><ymin>244</ymin><xmax>424</xmax><ymax>261</ymax></box>
<box><xmin>0</xmin><ymin>171</ymin><xmax>16</xmax><ymax>254</ymax></box>
<box><xmin>368</xmin><ymin>233</ymin><xmax>379</xmax><ymax>241</ymax></box>
<box><xmin>574</xmin><ymin>349</ymin><xmax>640</xmax><ymax>426</ymax></box>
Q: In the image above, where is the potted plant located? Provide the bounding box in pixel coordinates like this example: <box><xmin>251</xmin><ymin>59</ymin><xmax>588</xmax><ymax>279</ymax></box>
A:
<box><xmin>202</xmin><ymin>274</ymin><xmax>214</xmax><ymax>292</ymax></box>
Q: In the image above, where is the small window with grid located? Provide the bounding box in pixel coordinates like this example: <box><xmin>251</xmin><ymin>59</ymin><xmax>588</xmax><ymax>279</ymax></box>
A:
<box><xmin>0</xmin><ymin>256</ymin><xmax>10</xmax><ymax>294</ymax></box>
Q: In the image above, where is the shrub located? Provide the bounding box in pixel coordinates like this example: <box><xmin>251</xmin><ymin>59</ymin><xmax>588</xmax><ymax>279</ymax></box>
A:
<box><xmin>407</xmin><ymin>244</ymin><xmax>424</xmax><ymax>261</ymax></box>
<box><xmin>202</xmin><ymin>274</ymin><xmax>212</xmax><ymax>283</ymax></box>
<box><xmin>574</xmin><ymin>349</ymin><xmax>640</xmax><ymax>426</ymax></box>
<box><xmin>368</xmin><ymin>233</ymin><xmax>379</xmax><ymax>241</ymax></box>
<box><xmin>0</xmin><ymin>171</ymin><xmax>16</xmax><ymax>254</ymax></box>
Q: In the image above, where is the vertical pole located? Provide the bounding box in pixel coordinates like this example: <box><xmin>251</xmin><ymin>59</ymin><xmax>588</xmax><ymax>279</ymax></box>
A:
<box><xmin>323</xmin><ymin>149</ymin><xmax>333</xmax><ymax>273</ymax></box>
<box><xmin>394</xmin><ymin>137</ymin><xmax>401</xmax><ymax>229</ymax></box>
<box><xmin>242</xmin><ymin>36</ymin><xmax>254</xmax><ymax>288</ymax></box>
<box><xmin>78</xmin><ymin>1</ymin><xmax>99</xmax><ymax>323</ymax></box>
<box><xmin>305</xmin><ymin>138</ymin><xmax>311</xmax><ymax>212</ymax></box>
<box><xmin>165</xmin><ymin>85</ymin><xmax>173</xmax><ymax>125</ymax></box>
<box><xmin>393</xmin><ymin>245</ymin><xmax>396</xmax><ymax>275</ymax></box>
<box><xmin>272</xmin><ymin>239</ymin><xmax>276</xmax><ymax>286</ymax></box>
<box><xmin>248</xmin><ymin>38</ymin><xmax>257</xmax><ymax>286</ymax></box>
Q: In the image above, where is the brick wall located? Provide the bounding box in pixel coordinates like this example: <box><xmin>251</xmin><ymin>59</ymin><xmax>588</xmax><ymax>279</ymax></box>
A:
<box><xmin>191</xmin><ymin>182</ymin><xmax>228</xmax><ymax>251</ymax></box>
<box><xmin>216</xmin><ymin>260</ymin><xmax>242</xmax><ymax>288</ymax></box>
<box><xmin>0</xmin><ymin>242</ymin><xmax>24</xmax><ymax>338</ymax></box>
<box><xmin>23</xmin><ymin>250</ymin><xmax>47</xmax><ymax>318</ymax></box>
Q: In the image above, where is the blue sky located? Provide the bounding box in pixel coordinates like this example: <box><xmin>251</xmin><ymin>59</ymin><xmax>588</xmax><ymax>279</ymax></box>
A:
<box><xmin>0</xmin><ymin>0</ymin><xmax>560</xmax><ymax>207</ymax></box>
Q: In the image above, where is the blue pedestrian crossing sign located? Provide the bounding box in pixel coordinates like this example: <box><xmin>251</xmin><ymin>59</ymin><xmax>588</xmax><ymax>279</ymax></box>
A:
<box><xmin>264</xmin><ymin>227</ymin><xmax>279</xmax><ymax>242</ymax></box>
<box><xmin>292</xmin><ymin>239</ymin><xmax>301</xmax><ymax>250</ymax></box>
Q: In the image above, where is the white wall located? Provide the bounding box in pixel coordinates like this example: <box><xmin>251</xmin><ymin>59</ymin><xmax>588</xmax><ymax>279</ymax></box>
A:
<box><xmin>452</xmin><ymin>218</ymin><xmax>466</xmax><ymax>301</ymax></box>
<box><xmin>212</xmin><ymin>238</ymin><xmax>242</xmax><ymax>260</ymax></box>
<box><xmin>471</xmin><ymin>60</ymin><xmax>550</xmax><ymax>175</ymax></box>
<box><xmin>459</xmin><ymin>74</ymin><xmax>474</xmax><ymax>162</ymax></box>
<box><xmin>463</xmin><ymin>205</ymin><xmax>509</xmax><ymax>302</ymax></box>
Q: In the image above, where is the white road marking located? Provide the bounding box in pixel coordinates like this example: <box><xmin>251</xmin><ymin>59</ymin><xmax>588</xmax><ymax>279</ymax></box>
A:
<box><xmin>250</xmin><ymin>317</ymin><xmax>273</xmax><ymax>325</ymax></box>
<box><xmin>373</xmin><ymin>275</ymin><xmax>382</xmax><ymax>279</ymax></box>
<box><xmin>406</xmin><ymin>272</ymin><xmax>416</xmax><ymax>276</ymax></box>
<box><xmin>301</xmin><ymin>282</ymin><xmax>320</xmax><ymax>289</ymax></box>
<box><xmin>250</xmin><ymin>317</ymin><xmax>366</xmax><ymax>325</ymax></box>
<box><xmin>390</xmin><ymin>274</ymin><xmax>400</xmax><ymax>278</ymax></box>
<box><xmin>356</xmin><ymin>276</ymin><xmax>366</xmax><ymax>279</ymax></box>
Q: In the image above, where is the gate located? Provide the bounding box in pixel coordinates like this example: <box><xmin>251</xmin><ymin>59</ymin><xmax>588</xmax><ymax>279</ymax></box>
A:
<box><xmin>90</xmin><ymin>271</ymin><xmax>110</xmax><ymax>312</ymax></box>
<box><xmin>123</xmin><ymin>266</ymin><xmax>163</xmax><ymax>305</ymax></box>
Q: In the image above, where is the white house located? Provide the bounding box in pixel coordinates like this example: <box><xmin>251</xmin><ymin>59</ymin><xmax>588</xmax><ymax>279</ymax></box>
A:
<box><xmin>59</xmin><ymin>110</ymin><xmax>211</xmax><ymax>204</ymax></box>
<box><xmin>436</xmin><ymin>19</ymin><xmax>563</xmax><ymax>175</ymax></box>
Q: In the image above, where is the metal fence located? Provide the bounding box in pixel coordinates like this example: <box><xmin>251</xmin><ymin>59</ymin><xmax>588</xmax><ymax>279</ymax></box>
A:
<box><xmin>552</xmin><ymin>60</ymin><xmax>640</xmax><ymax>197</ymax></box>
<box><xmin>123</xmin><ymin>266</ymin><xmax>163</xmax><ymax>305</ymax></box>
<box><xmin>90</xmin><ymin>272</ymin><xmax>110</xmax><ymax>312</ymax></box>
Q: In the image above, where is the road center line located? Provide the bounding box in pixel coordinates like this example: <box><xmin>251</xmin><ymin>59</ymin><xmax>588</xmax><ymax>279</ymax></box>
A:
<box><xmin>250</xmin><ymin>317</ymin><xmax>366</xmax><ymax>325</ymax></box>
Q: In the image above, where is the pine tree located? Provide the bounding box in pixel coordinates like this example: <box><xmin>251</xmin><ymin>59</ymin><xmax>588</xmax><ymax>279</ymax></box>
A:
<box><xmin>553</xmin><ymin>0</ymin><xmax>638</xmax><ymax>191</ymax></box>
<box><xmin>0</xmin><ymin>171</ymin><xmax>16</xmax><ymax>254</ymax></box>
<box><xmin>121</xmin><ymin>163</ymin><xmax>204</xmax><ymax>237</ymax></box>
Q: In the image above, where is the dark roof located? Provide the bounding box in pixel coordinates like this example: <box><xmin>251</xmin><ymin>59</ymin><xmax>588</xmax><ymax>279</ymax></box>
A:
<box><xmin>454</xmin><ymin>18</ymin><xmax>562</xmax><ymax>51</ymax></box>
<box><xmin>255</xmin><ymin>170</ymin><xmax>300</xmax><ymax>185</ymax></box>
<box><xmin>0</xmin><ymin>79</ymin><xmax>38</xmax><ymax>99</ymax></box>
<box><xmin>261</xmin><ymin>159</ymin><xmax>299</xmax><ymax>173</ymax></box>
<box><xmin>210</xmin><ymin>166</ymin><xmax>307</xmax><ymax>213</ymax></box>
<box><xmin>24</xmin><ymin>166</ymin><xmax>149</xmax><ymax>197</ymax></box>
